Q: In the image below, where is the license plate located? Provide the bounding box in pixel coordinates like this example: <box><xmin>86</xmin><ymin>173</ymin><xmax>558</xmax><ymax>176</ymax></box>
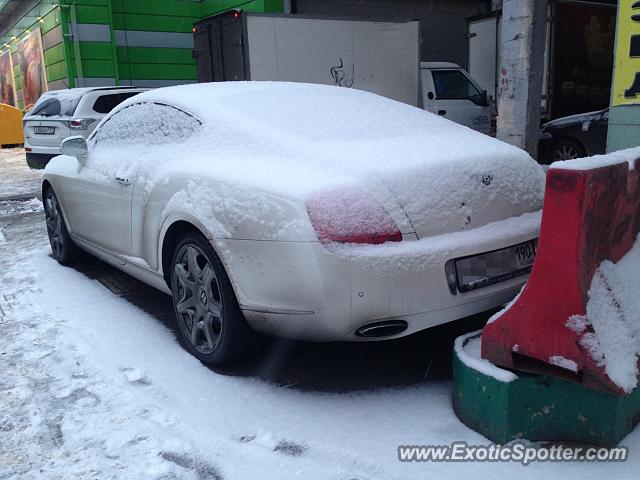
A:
<box><xmin>34</xmin><ymin>126</ymin><xmax>55</xmax><ymax>135</ymax></box>
<box><xmin>454</xmin><ymin>239</ymin><xmax>537</xmax><ymax>293</ymax></box>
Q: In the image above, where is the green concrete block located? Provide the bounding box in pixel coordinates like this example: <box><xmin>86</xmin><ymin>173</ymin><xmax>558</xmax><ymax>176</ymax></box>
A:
<box><xmin>453</xmin><ymin>331</ymin><xmax>640</xmax><ymax>446</ymax></box>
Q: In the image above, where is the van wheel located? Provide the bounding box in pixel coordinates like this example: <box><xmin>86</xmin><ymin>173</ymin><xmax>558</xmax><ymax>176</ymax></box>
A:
<box><xmin>170</xmin><ymin>233</ymin><xmax>262</xmax><ymax>365</ymax></box>
<box><xmin>43</xmin><ymin>189</ymin><xmax>78</xmax><ymax>265</ymax></box>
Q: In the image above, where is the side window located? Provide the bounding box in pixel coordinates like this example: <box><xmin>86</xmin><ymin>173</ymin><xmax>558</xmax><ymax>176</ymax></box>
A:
<box><xmin>431</xmin><ymin>70</ymin><xmax>482</xmax><ymax>102</ymax></box>
<box><xmin>93</xmin><ymin>102</ymin><xmax>201</xmax><ymax>146</ymax></box>
<box><xmin>92</xmin><ymin>92</ymin><xmax>144</xmax><ymax>114</ymax></box>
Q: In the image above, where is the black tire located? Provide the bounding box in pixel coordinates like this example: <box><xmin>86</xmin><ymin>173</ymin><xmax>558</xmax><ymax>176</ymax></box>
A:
<box><xmin>170</xmin><ymin>232</ymin><xmax>262</xmax><ymax>365</ymax></box>
<box><xmin>43</xmin><ymin>188</ymin><xmax>78</xmax><ymax>265</ymax></box>
<box><xmin>26</xmin><ymin>153</ymin><xmax>55</xmax><ymax>170</ymax></box>
<box><xmin>549</xmin><ymin>139</ymin><xmax>585</xmax><ymax>163</ymax></box>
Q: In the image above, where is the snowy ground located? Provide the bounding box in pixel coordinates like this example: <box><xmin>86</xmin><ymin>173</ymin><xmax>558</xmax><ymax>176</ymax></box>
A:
<box><xmin>0</xmin><ymin>148</ymin><xmax>42</xmax><ymax>201</ymax></box>
<box><xmin>0</xmin><ymin>154</ymin><xmax>638</xmax><ymax>479</ymax></box>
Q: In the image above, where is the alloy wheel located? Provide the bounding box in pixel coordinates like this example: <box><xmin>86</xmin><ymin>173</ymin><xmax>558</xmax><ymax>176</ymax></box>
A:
<box><xmin>44</xmin><ymin>193</ymin><xmax>64</xmax><ymax>258</ymax></box>
<box><xmin>172</xmin><ymin>244</ymin><xmax>224</xmax><ymax>355</ymax></box>
<box><xmin>553</xmin><ymin>143</ymin><xmax>581</xmax><ymax>161</ymax></box>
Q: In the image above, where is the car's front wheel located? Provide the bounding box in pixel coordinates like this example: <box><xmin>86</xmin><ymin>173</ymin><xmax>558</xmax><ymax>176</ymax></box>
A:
<box><xmin>550</xmin><ymin>139</ymin><xmax>585</xmax><ymax>162</ymax></box>
<box><xmin>170</xmin><ymin>233</ymin><xmax>261</xmax><ymax>365</ymax></box>
<box><xmin>43</xmin><ymin>188</ymin><xmax>78</xmax><ymax>265</ymax></box>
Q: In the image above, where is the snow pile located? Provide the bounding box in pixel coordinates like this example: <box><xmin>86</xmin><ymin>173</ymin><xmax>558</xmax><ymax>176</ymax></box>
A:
<box><xmin>566</xmin><ymin>234</ymin><xmax>640</xmax><ymax>393</ymax></box>
<box><xmin>455</xmin><ymin>331</ymin><xmax>517</xmax><ymax>383</ymax></box>
<box><xmin>550</xmin><ymin>145</ymin><xmax>640</xmax><ymax>172</ymax></box>
<box><xmin>548</xmin><ymin>356</ymin><xmax>578</xmax><ymax>373</ymax></box>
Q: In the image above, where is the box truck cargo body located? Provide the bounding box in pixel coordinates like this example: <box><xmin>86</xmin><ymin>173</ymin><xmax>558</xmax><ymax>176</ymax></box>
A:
<box><xmin>193</xmin><ymin>10</ymin><xmax>491</xmax><ymax>134</ymax></box>
<box><xmin>194</xmin><ymin>11</ymin><xmax>420</xmax><ymax>106</ymax></box>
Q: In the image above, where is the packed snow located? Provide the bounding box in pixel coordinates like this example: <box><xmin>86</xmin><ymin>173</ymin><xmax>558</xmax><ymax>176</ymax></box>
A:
<box><xmin>565</xmin><ymin>234</ymin><xmax>640</xmax><ymax>393</ymax></box>
<box><xmin>550</xmin><ymin>146</ymin><xmax>640</xmax><ymax>172</ymax></box>
<box><xmin>548</xmin><ymin>356</ymin><xmax>579</xmax><ymax>373</ymax></box>
<box><xmin>455</xmin><ymin>331</ymin><xmax>517</xmax><ymax>383</ymax></box>
<box><xmin>3</xmin><ymin>243</ymin><xmax>638</xmax><ymax>479</ymax></box>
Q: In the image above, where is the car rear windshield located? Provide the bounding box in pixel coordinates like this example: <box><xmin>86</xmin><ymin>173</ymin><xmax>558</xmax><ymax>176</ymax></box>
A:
<box><xmin>92</xmin><ymin>92</ymin><xmax>144</xmax><ymax>114</ymax></box>
<box><xmin>27</xmin><ymin>92</ymin><xmax>82</xmax><ymax>117</ymax></box>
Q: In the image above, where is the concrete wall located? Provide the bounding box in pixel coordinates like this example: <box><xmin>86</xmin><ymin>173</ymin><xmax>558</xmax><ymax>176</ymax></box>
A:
<box><xmin>294</xmin><ymin>0</ymin><xmax>489</xmax><ymax>67</ymax></box>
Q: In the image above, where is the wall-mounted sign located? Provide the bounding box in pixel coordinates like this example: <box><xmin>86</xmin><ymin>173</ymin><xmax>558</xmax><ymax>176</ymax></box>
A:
<box><xmin>0</xmin><ymin>50</ymin><xmax>16</xmax><ymax>106</ymax></box>
<box><xmin>16</xmin><ymin>28</ymin><xmax>47</xmax><ymax>110</ymax></box>
<box><xmin>612</xmin><ymin>0</ymin><xmax>640</xmax><ymax>106</ymax></box>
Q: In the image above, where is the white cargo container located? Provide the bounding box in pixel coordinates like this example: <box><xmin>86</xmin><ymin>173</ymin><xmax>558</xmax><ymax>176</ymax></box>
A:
<box><xmin>193</xmin><ymin>10</ymin><xmax>491</xmax><ymax>134</ymax></box>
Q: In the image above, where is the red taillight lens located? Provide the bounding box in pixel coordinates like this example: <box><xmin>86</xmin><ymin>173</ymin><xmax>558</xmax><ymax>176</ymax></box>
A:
<box><xmin>306</xmin><ymin>187</ymin><xmax>402</xmax><ymax>244</ymax></box>
<box><xmin>69</xmin><ymin>118</ymin><xmax>95</xmax><ymax>130</ymax></box>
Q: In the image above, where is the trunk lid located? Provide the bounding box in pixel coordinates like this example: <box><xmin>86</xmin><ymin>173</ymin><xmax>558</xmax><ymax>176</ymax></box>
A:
<box><xmin>23</xmin><ymin>116</ymin><xmax>71</xmax><ymax>148</ymax></box>
<box><xmin>377</xmin><ymin>154</ymin><xmax>545</xmax><ymax>239</ymax></box>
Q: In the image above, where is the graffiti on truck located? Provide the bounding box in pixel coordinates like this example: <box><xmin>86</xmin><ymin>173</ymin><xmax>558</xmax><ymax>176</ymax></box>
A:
<box><xmin>330</xmin><ymin>58</ymin><xmax>355</xmax><ymax>88</ymax></box>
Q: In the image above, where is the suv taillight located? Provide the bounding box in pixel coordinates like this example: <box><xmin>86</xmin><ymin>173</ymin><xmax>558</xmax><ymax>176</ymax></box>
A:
<box><xmin>306</xmin><ymin>187</ymin><xmax>402</xmax><ymax>244</ymax></box>
<box><xmin>69</xmin><ymin>118</ymin><xmax>96</xmax><ymax>130</ymax></box>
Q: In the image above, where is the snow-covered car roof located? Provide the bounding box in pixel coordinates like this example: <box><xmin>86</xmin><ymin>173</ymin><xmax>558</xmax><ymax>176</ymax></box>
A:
<box><xmin>96</xmin><ymin>81</ymin><xmax>543</xmax><ymax>202</ymax></box>
<box><xmin>115</xmin><ymin>81</ymin><xmax>507</xmax><ymax>148</ymax></box>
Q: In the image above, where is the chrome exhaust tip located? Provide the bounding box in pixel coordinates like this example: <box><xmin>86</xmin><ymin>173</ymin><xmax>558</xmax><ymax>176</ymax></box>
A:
<box><xmin>355</xmin><ymin>320</ymin><xmax>408</xmax><ymax>338</ymax></box>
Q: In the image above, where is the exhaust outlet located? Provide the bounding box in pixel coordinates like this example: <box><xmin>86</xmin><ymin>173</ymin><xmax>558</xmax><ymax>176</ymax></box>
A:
<box><xmin>355</xmin><ymin>320</ymin><xmax>408</xmax><ymax>338</ymax></box>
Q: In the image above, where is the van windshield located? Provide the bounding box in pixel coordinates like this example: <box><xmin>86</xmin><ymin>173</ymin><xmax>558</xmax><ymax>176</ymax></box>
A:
<box><xmin>431</xmin><ymin>69</ymin><xmax>487</xmax><ymax>106</ymax></box>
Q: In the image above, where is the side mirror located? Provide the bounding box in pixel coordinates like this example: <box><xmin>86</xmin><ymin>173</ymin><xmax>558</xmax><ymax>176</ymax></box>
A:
<box><xmin>61</xmin><ymin>135</ymin><xmax>88</xmax><ymax>165</ymax></box>
<box><xmin>479</xmin><ymin>90</ymin><xmax>489</xmax><ymax>107</ymax></box>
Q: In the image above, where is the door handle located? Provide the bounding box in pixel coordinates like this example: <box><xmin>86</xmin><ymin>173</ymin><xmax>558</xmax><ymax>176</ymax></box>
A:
<box><xmin>115</xmin><ymin>177</ymin><xmax>131</xmax><ymax>185</ymax></box>
<box><xmin>438</xmin><ymin>110</ymin><xmax>447</xmax><ymax>116</ymax></box>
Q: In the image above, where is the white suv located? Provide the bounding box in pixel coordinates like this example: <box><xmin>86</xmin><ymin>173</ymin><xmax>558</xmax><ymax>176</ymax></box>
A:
<box><xmin>23</xmin><ymin>86</ymin><xmax>147</xmax><ymax>169</ymax></box>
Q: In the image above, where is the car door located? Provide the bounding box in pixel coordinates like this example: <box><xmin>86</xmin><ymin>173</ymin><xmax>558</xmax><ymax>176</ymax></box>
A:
<box><xmin>422</xmin><ymin>68</ymin><xmax>491</xmax><ymax>134</ymax></box>
<box><xmin>60</xmin><ymin>107</ymin><xmax>143</xmax><ymax>261</ymax></box>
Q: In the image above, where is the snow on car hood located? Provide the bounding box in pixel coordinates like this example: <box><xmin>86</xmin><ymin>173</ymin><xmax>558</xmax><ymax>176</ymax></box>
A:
<box><xmin>58</xmin><ymin>82</ymin><xmax>546</xmax><ymax>239</ymax></box>
<box><xmin>542</xmin><ymin>109</ymin><xmax>607</xmax><ymax>129</ymax></box>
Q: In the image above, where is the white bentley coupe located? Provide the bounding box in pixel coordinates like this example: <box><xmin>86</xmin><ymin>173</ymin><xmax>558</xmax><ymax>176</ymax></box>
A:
<box><xmin>42</xmin><ymin>82</ymin><xmax>545</xmax><ymax>365</ymax></box>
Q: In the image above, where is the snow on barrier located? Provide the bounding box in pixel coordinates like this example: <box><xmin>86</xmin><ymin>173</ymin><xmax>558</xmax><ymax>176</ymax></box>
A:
<box><xmin>481</xmin><ymin>148</ymin><xmax>640</xmax><ymax>395</ymax></box>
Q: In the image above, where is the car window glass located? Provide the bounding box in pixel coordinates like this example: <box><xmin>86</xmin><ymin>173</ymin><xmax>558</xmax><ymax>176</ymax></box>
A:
<box><xmin>93</xmin><ymin>102</ymin><xmax>201</xmax><ymax>146</ymax></box>
<box><xmin>92</xmin><ymin>92</ymin><xmax>143</xmax><ymax>114</ymax></box>
<box><xmin>29</xmin><ymin>93</ymin><xmax>82</xmax><ymax>117</ymax></box>
<box><xmin>432</xmin><ymin>70</ymin><xmax>482</xmax><ymax>102</ymax></box>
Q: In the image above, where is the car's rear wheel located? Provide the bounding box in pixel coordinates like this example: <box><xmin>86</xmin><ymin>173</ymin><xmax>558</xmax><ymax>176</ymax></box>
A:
<box><xmin>550</xmin><ymin>139</ymin><xmax>585</xmax><ymax>162</ymax></box>
<box><xmin>170</xmin><ymin>233</ymin><xmax>261</xmax><ymax>365</ymax></box>
<box><xmin>43</xmin><ymin>188</ymin><xmax>78</xmax><ymax>265</ymax></box>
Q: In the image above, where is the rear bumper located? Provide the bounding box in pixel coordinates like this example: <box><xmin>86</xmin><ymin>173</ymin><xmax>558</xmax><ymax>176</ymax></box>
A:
<box><xmin>216</xmin><ymin>211</ymin><xmax>542</xmax><ymax>342</ymax></box>
<box><xmin>24</xmin><ymin>142</ymin><xmax>62</xmax><ymax>155</ymax></box>
<box><xmin>26</xmin><ymin>152</ymin><xmax>57</xmax><ymax>169</ymax></box>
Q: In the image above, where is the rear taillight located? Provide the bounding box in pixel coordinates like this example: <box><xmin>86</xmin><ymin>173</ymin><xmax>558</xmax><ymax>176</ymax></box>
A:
<box><xmin>306</xmin><ymin>187</ymin><xmax>402</xmax><ymax>244</ymax></box>
<box><xmin>69</xmin><ymin>118</ymin><xmax>95</xmax><ymax>130</ymax></box>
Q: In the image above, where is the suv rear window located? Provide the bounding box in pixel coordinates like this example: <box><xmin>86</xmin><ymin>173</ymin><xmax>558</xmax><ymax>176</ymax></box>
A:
<box><xmin>92</xmin><ymin>92</ymin><xmax>143</xmax><ymax>114</ymax></box>
<box><xmin>28</xmin><ymin>93</ymin><xmax>82</xmax><ymax>117</ymax></box>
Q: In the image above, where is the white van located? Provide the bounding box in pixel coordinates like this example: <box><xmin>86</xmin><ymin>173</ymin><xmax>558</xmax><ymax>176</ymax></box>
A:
<box><xmin>420</xmin><ymin>62</ymin><xmax>493</xmax><ymax>135</ymax></box>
